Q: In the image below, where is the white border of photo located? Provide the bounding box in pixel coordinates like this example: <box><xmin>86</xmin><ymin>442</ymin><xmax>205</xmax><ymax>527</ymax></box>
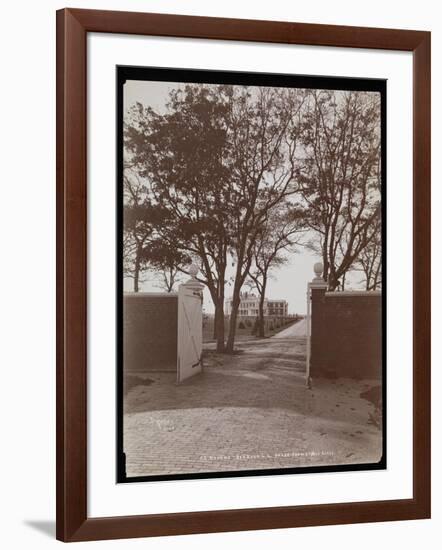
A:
<box><xmin>87</xmin><ymin>33</ymin><xmax>413</xmax><ymax>518</ymax></box>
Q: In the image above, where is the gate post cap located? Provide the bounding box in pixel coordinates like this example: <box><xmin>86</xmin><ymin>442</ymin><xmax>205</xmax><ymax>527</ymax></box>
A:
<box><xmin>188</xmin><ymin>263</ymin><xmax>199</xmax><ymax>278</ymax></box>
<box><xmin>181</xmin><ymin>263</ymin><xmax>204</xmax><ymax>291</ymax></box>
<box><xmin>310</xmin><ymin>262</ymin><xmax>327</xmax><ymax>289</ymax></box>
<box><xmin>313</xmin><ymin>262</ymin><xmax>323</xmax><ymax>278</ymax></box>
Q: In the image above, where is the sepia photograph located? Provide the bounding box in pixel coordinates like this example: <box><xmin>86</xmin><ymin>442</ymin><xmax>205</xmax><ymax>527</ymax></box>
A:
<box><xmin>117</xmin><ymin>67</ymin><xmax>386</xmax><ymax>481</ymax></box>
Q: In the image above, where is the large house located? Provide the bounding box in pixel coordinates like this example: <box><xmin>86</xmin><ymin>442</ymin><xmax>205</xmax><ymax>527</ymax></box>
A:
<box><xmin>225</xmin><ymin>292</ymin><xmax>288</xmax><ymax>317</ymax></box>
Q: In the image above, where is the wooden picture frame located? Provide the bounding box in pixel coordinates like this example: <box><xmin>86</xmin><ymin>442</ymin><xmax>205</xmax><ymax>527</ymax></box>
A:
<box><xmin>56</xmin><ymin>8</ymin><xmax>431</xmax><ymax>542</ymax></box>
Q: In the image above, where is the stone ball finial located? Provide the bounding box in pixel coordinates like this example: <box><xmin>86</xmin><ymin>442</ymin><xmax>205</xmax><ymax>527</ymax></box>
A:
<box><xmin>188</xmin><ymin>263</ymin><xmax>199</xmax><ymax>278</ymax></box>
<box><xmin>313</xmin><ymin>262</ymin><xmax>324</xmax><ymax>278</ymax></box>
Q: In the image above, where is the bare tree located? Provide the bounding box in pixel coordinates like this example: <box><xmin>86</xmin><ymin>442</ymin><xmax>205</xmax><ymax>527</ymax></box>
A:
<box><xmin>248</xmin><ymin>204</ymin><xmax>304</xmax><ymax>337</ymax></box>
<box><xmin>123</xmin><ymin>171</ymin><xmax>152</xmax><ymax>292</ymax></box>
<box><xmin>223</xmin><ymin>86</ymin><xmax>306</xmax><ymax>352</ymax></box>
<box><xmin>124</xmin><ymin>85</ymin><xmax>232</xmax><ymax>351</ymax></box>
<box><xmin>355</xmin><ymin>218</ymin><xmax>382</xmax><ymax>290</ymax></box>
<box><xmin>153</xmin><ymin>265</ymin><xmax>182</xmax><ymax>293</ymax></box>
<box><xmin>143</xmin><ymin>241</ymin><xmax>188</xmax><ymax>293</ymax></box>
<box><xmin>299</xmin><ymin>90</ymin><xmax>381</xmax><ymax>290</ymax></box>
<box><xmin>125</xmin><ymin>84</ymin><xmax>307</xmax><ymax>352</ymax></box>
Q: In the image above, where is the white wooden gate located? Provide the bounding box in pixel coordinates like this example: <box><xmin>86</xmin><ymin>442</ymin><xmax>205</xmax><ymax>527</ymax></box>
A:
<box><xmin>177</xmin><ymin>268</ymin><xmax>204</xmax><ymax>383</ymax></box>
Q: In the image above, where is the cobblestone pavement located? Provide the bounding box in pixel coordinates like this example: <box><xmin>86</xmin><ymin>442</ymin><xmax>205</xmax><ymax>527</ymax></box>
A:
<box><xmin>124</xmin><ymin>334</ymin><xmax>382</xmax><ymax>477</ymax></box>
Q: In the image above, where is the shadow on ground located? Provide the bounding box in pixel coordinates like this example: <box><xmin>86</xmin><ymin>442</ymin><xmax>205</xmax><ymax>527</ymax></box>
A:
<box><xmin>23</xmin><ymin>520</ymin><xmax>56</xmax><ymax>538</ymax></box>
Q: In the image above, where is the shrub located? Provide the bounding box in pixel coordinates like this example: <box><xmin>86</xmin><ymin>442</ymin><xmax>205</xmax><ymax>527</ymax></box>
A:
<box><xmin>238</xmin><ymin>321</ymin><xmax>246</xmax><ymax>329</ymax></box>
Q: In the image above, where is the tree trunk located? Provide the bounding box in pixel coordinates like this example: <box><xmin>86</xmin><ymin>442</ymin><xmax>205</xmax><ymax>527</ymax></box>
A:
<box><xmin>212</xmin><ymin>310</ymin><xmax>218</xmax><ymax>341</ymax></box>
<box><xmin>328</xmin><ymin>278</ymin><xmax>339</xmax><ymax>291</ymax></box>
<box><xmin>226</xmin><ymin>285</ymin><xmax>242</xmax><ymax>353</ymax></box>
<box><xmin>207</xmin><ymin>290</ymin><xmax>225</xmax><ymax>352</ymax></box>
<box><xmin>214</xmin><ymin>301</ymin><xmax>225</xmax><ymax>353</ymax></box>
<box><xmin>257</xmin><ymin>280</ymin><xmax>267</xmax><ymax>338</ymax></box>
<box><xmin>225</xmin><ymin>245</ymin><xmax>251</xmax><ymax>353</ymax></box>
<box><xmin>322</xmin><ymin>248</ymin><xmax>330</xmax><ymax>287</ymax></box>
<box><xmin>365</xmin><ymin>270</ymin><xmax>370</xmax><ymax>291</ymax></box>
<box><xmin>209</xmin><ymin>275</ymin><xmax>226</xmax><ymax>352</ymax></box>
<box><xmin>327</xmin><ymin>265</ymin><xmax>339</xmax><ymax>291</ymax></box>
<box><xmin>212</xmin><ymin>301</ymin><xmax>224</xmax><ymax>342</ymax></box>
<box><xmin>199</xmin><ymin>259</ymin><xmax>227</xmax><ymax>352</ymax></box>
<box><xmin>211</xmin><ymin>300</ymin><xmax>225</xmax><ymax>351</ymax></box>
<box><xmin>133</xmin><ymin>255</ymin><xmax>140</xmax><ymax>292</ymax></box>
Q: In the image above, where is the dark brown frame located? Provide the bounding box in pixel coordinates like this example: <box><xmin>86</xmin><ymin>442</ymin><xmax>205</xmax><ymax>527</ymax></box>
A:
<box><xmin>56</xmin><ymin>8</ymin><xmax>431</xmax><ymax>542</ymax></box>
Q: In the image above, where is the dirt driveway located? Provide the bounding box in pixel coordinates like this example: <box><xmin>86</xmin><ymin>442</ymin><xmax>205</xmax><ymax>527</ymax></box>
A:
<box><xmin>124</xmin><ymin>332</ymin><xmax>382</xmax><ymax>477</ymax></box>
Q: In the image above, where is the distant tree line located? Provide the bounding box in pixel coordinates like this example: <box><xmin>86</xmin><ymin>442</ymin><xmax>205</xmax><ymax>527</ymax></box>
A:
<box><xmin>123</xmin><ymin>84</ymin><xmax>382</xmax><ymax>352</ymax></box>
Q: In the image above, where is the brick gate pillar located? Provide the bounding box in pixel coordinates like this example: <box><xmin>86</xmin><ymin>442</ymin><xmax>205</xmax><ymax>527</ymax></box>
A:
<box><xmin>308</xmin><ymin>263</ymin><xmax>328</xmax><ymax>381</ymax></box>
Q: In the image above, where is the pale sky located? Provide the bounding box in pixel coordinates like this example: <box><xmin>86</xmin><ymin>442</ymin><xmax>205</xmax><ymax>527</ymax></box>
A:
<box><xmin>123</xmin><ymin>80</ymin><xmax>370</xmax><ymax>314</ymax></box>
<box><xmin>124</xmin><ymin>80</ymin><xmax>179</xmax><ymax>115</ymax></box>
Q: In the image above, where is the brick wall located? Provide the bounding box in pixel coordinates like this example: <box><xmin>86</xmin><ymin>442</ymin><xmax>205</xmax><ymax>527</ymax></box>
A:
<box><xmin>310</xmin><ymin>289</ymin><xmax>382</xmax><ymax>379</ymax></box>
<box><xmin>123</xmin><ymin>293</ymin><xmax>178</xmax><ymax>372</ymax></box>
